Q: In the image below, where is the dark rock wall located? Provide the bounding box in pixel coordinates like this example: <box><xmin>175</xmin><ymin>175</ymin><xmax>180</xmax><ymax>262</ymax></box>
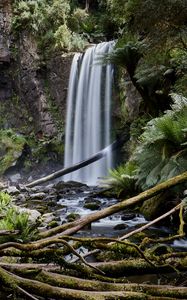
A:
<box><xmin>47</xmin><ymin>53</ymin><xmax>73</xmax><ymax>122</ymax></box>
<box><xmin>0</xmin><ymin>0</ymin><xmax>12</xmax><ymax>106</ymax></box>
<box><xmin>0</xmin><ymin>1</ymin><xmax>72</xmax><ymax>137</ymax></box>
<box><xmin>0</xmin><ymin>2</ymin><xmax>140</xmax><ymax>141</ymax></box>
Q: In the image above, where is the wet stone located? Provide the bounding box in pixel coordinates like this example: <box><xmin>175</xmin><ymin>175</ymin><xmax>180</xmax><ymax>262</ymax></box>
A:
<box><xmin>47</xmin><ymin>220</ymin><xmax>59</xmax><ymax>228</ymax></box>
<box><xmin>121</xmin><ymin>213</ymin><xmax>137</xmax><ymax>221</ymax></box>
<box><xmin>66</xmin><ymin>213</ymin><xmax>80</xmax><ymax>222</ymax></box>
<box><xmin>17</xmin><ymin>184</ymin><xmax>30</xmax><ymax>193</ymax></box>
<box><xmin>84</xmin><ymin>198</ymin><xmax>102</xmax><ymax>210</ymax></box>
<box><xmin>5</xmin><ymin>186</ymin><xmax>20</xmax><ymax>195</ymax></box>
<box><xmin>29</xmin><ymin>192</ymin><xmax>46</xmax><ymax>199</ymax></box>
<box><xmin>54</xmin><ymin>180</ymin><xmax>88</xmax><ymax>193</ymax></box>
<box><xmin>113</xmin><ymin>223</ymin><xmax>128</xmax><ymax>230</ymax></box>
<box><xmin>16</xmin><ymin>193</ymin><xmax>26</xmax><ymax>202</ymax></box>
<box><xmin>84</xmin><ymin>202</ymin><xmax>101</xmax><ymax>210</ymax></box>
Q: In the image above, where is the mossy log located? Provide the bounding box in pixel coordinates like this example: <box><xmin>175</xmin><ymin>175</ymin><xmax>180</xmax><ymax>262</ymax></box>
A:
<box><xmin>0</xmin><ymin>266</ymin><xmax>149</xmax><ymax>300</ymax></box>
<box><xmin>1</xmin><ymin>266</ymin><xmax>187</xmax><ymax>299</ymax></box>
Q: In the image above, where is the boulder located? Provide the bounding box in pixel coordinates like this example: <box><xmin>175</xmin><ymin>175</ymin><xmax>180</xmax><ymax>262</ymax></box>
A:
<box><xmin>14</xmin><ymin>206</ymin><xmax>41</xmax><ymax>223</ymax></box>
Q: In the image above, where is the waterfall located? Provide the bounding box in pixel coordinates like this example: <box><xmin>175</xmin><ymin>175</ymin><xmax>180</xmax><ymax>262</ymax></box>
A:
<box><xmin>64</xmin><ymin>41</ymin><xmax>114</xmax><ymax>185</ymax></box>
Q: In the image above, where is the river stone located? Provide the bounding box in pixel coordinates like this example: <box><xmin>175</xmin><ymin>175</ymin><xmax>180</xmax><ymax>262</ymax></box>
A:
<box><xmin>6</xmin><ymin>186</ymin><xmax>20</xmax><ymax>195</ymax></box>
<box><xmin>113</xmin><ymin>223</ymin><xmax>128</xmax><ymax>230</ymax></box>
<box><xmin>84</xmin><ymin>198</ymin><xmax>102</xmax><ymax>210</ymax></box>
<box><xmin>0</xmin><ymin>182</ymin><xmax>7</xmax><ymax>190</ymax></box>
<box><xmin>66</xmin><ymin>213</ymin><xmax>80</xmax><ymax>222</ymax></box>
<box><xmin>29</xmin><ymin>192</ymin><xmax>46</xmax><ymax>199</ymax></box>
<box><xmin>54</xmin><ymin>180</ymin><xmax>88</xmax><ymax>193</ymax></box>
<box><xmin>121</xmin><ymin>213</ymin><xmax>137</xmax><ymax>221</ymax></box>
<box><xmin>42</xmin><ymin>212</ymin><xmax>56</xmax><ymax>225</ymax></box>
<box><xmin>84</xmin><ymin>202</ymin><xmax>101</xmax><ymax>210</ymax></box>
<box><xmin>16</xmin><ymin>193</ymin><xmax>26</xmax><ymax>202</ymax></box>
<box><xmin>47</xmin><ymin>220</ymin><xmax>59</xmax><ymax>228</ymax></box>
<box><xmin>9</xmin><ymin>173</ymin><xmax>21</xmax><ymax>183</ymax></box>
<box><xmin>14</xmin><ymin>206</ymin><xmax>41</xmax><ymax>223</ymax></box>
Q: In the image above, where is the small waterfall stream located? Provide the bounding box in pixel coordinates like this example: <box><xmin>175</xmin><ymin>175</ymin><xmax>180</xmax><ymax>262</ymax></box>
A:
<box><xmin>64</xmin><ymin>41</ymin><xmax>114</xmax><ymax>185</ymax></box>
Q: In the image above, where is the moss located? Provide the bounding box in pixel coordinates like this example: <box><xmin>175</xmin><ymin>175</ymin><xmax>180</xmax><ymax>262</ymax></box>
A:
<box><xmin>66</xmin><ymin>213</ymin><xmax>80</xmax><ymax>222</ymax></box>
<box><xmin>48</xmin><ymin>220</ymin><xmax>59</xmax><ymax>228</ymax></box>
<box><xmin>0</xmin><ymin>129</ymin><xmax>26</xmax><ymax>175</ymax></box>
<box><xmin>140</xmin><ymin>193</ymin><xmax>167</xmax><ymax>220</ymax></box>
<box><xmin>44</xmin><ymin>78</ymin><xmax>64</xmax><ymax>134</ymax></box>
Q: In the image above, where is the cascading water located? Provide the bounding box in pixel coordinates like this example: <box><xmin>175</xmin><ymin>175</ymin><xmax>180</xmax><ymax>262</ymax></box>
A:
<box><xmin>64</xmin><ymin>41</ymin><xmax>114</xmax><ymax>185</ymax></box>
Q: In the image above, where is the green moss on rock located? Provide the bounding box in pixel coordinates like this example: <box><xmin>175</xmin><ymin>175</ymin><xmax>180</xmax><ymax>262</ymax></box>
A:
<box><xmin>0</xmin><ymin>129</ymin><xmax>26</xmax><ymax>175</ymax></box>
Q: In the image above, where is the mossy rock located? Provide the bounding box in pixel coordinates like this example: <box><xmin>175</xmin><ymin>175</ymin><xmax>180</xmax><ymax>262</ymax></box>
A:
<box><xmin>140</xmin><ymin>193</ymin><xmax>167</xmax><ymax>220</ymax></box>
<box><xmin>84</xmin><ymin>202</ymin><xmax>101</xmax><ymax>210</ymax></box>
<box><xmin>0</xmin><ymin>129</ymin><xmax>26</xmax><ymax>175</ymax></box>
<box><xmin>147</xmin><ymin>244</ymin><xmax>173</xmax><ymax>256</ymax></box>
<box><xmin>66</xmin><ymin>213</ymin><xmax>80</xmax><ymax>222</ymax></box>
<box><xmin>47</xmin><ymin>220</ymin><xmax>59</xmax><ymax>228</ymax></box>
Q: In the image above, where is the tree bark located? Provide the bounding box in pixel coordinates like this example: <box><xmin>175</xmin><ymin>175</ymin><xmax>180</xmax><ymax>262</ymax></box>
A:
<box><xmin>1</xmin><ymin>266</ymin><xmax>187</xmax><ymax>300</ymax></box>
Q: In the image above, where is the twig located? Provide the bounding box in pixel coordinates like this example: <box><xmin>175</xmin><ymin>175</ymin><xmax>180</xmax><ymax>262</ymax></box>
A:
<box><xmin>120</xmin><ymin>203</ymin><xmax>181</xmax><ymax>241</ymax></box>
<box><xmin>59</xmin><ymin>239</ymin><xmax>105</xmax><ymax>275</ymax></box>
<box><xmin>17</xmin><ymin>286</ymin><xmax>39</xmax><ymax>300</ymax></box>
<box><xmin>61</xmin><ymin>236</ymin><xmax>156</xmax><ymax>268</ymax></box>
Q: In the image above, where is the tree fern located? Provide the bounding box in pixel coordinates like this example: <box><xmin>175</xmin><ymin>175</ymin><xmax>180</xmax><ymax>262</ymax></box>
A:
<box><xmin>103</xmin><ymin>161</ymin><xmax>138</xmax><ymax>197</ymax></box>
<box><xmin>134</xmin><ymin>95</ymin><xmax>187</xmax><ymax>190</ymax></box>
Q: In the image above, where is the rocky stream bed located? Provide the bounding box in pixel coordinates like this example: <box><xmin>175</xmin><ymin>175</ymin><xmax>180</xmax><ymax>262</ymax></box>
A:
<box><xmin>1</xmin><ymin>179</ymin><xmax>187</xmax><ymax>286</ymax></box>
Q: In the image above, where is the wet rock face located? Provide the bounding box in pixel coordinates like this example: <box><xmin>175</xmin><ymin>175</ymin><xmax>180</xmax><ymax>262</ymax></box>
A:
<box><xmin>0</xmin><ymin>1</ymin><xmax>73</xmax><ymax>137</ymax></box>
<box><xmin>0</xmin><ymin>0</ymin><xmax>11</xmax><ymax>62</ymax></box>
<box><xmin>0</xmin><ymin>0</ymin><xmax>12</xmax><ymax>104</ymax></box>
<box><xmin>47</xmin><ymin>54</ymin><xmax>74</xmax><ymax>121</ymax></box>
<box><xmin>123</xmin><ymin>73</ymin><xmax>142</xmax><ymax>121</ymax></box>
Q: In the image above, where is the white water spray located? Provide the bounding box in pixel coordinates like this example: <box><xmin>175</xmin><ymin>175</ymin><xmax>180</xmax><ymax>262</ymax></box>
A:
<box><xmin>64</xmin><ymin>42</ymin><xmax>114</xmax><ymax>185</ymax></box>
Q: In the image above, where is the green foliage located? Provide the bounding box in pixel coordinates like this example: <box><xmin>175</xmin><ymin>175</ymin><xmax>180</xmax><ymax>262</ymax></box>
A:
<box><xmin>54</xmin><ymin>25</ymin><xmax>86</xmax><ymax>51</ymax></box>
<box><xmin>0</xmin><ymin>192</ymin><xmax>11</xmax><ymax>211</ymax></box>
<box><xmin>0</xmin><ymin>208</ymin><xmax>38</xmax><ymax>243</ymax></box>
<box><xmin>101</xmin><ymin>38</ymin><xmax>143</xmax><ymax>72</ymax></box>
<box><xmin>0</xmin><ymin>192</ymin><xmax>38</xmax><ymax>243</ymax></box>
<box><xmin>0</xmin><ymin>129</ymin><xmax>26</xmax><ymax>175</ymax></box>
<box><xmin>104</xmin><ymin>0</ymin><xmax>187</xmax><ymax>100</ymax></box>
<box><xmin>12</xmin><ymin>0</ymin><xmax>86</xmax><ymax>51</ymax></box>
<box><xmin>105</xmin><ymin>161</ymin><xmax>138</xmax><ymax>197</ymax></box>
<box><xmin>134</xmin><ymin>94</ymin><xmax>187</xmax><ymax>190</ymax></box>
<box><xmin>107</xmin><ymin>94</ymin><xmax>187</xmax><ymax>195</ymax></box>
<box><xmin>130</xmin><ymin>114</ymin><xmax>152</xmax><ymax>140</ymax></box>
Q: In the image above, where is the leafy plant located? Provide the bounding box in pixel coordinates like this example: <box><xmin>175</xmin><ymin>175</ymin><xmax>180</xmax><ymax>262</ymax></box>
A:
<box><xmin>134</xmin><ymin>94</ymin><xmax>187</xmax><ymax>190</ymax></box>
<box><xmin>0</xmin><ymin>207</ymin><xmax>38</xmax><ymax>243</ymax></box>
<box><xmin>12</xmin><ymin>0</ymin><xmax>87</xmax><ymax>51</ymax></box>
<box><xmin>104</xmin><ymin>161</ymin><xmax>138</xmax><ymax>197</ymax></box>
<box><xmin>0</xmin><ymin>192</ymin><xmax>38</xmax><ymax>243</ymax></box>
<box><xmin>0</xmin><ymin>129</ymin><xmax>26</xmax><ymax>175</ymax></box>
<box><xmin>0</xmin><ymin>192</ymin><xmax>12</xmax><ymax>211</ymax></box>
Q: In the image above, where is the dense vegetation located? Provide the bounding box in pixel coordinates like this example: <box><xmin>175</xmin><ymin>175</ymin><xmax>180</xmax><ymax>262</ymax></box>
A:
<box><xmin>99</xmin><ymin>0</ymin><xmax>187</xmax><ymax>199</ymax></box>
<box><xmin>0</xmin><ymin>1</ymin><xmax>187</xmax><ymax>299</ymax></box>
<box><xmin>6</xmin><ymin>0</ymin><xmax>187</xmax><ymax>198</ymax></box>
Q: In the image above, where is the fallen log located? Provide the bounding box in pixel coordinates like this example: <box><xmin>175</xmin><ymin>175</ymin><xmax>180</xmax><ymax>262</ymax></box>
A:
<box><xmin>26</xmin><ymin>136</ymin><xmax>127</xmax><ymax>188</ymax></box>
<box><xmin>1</xmin><ymin>266</ymin><xmax>187</xmax><ymax>299</ymax></box>
<box><xmin>0</xmin><ymin>230</ymin><xmax>19</xmax><ymax>236</ymax></box>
